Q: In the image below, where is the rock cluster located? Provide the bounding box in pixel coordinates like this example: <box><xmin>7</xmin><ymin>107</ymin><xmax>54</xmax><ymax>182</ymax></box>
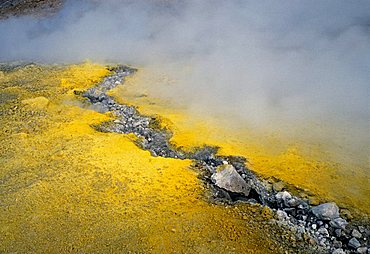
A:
<box><xmin>272</xmin><ymin>194</ymin><xmax>369</xmax><ymax>253</ymax></box>
<box><xmin>82</xmin><ymin>65</ymin><xmax>369</xmax><ymax>254</ymax></box>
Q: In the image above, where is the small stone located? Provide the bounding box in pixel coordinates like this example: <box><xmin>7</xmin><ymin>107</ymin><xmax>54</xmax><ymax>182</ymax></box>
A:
<box><xmin>333</xmin><ymin>240</ymin><xmax>342</xmax><ymax>248</ymax></box>
<box><xmin>319</xmin><ymin>239</ymin><xmax>326</xmax><ymax>246</ymax></box>
<box><xmin>312</xmin><ymin>224</ymin><xmax>317</xmax><ymax>230</ymax></box>
<box><xmin>318</xmin><ymin>227</ymin><xmax>329</xmax><ymax>237</ymax></box>
<box><xmin>358</xmin><ymin>226</ymin><xmax>365</xmax><ymax>233</ymax></box>
<box><xmin>298</xmin><ymin>201</ymin><xmax>309</xmax><ymax>210</ymax></box>
<box><xmin>329</xmin><ymin>218</ymin><xmax>348</xmax><ymax>229</ymax></box>
<box><xmin>287</xmin><ymin>197</ymin><xmax>301</xmax><ymax>207</ymax></box>
<box><xmin>335</xmin><ymin>229</ymin><xmax>342</xmax><ymax>237</ymax></box>
<box><xmin>357</xmin><ymin>247</ymin><xmax>367</xmax><ymax>254</ymax></box>
<box><xmin>310</xmin><ymin>202</ymin><xmax>339</xmax><ymax>220</ymax></box>
<box><xmin>365</xmin><ymin>229</ymin><xmax>370</xmax><ymax>237</ymax></box>
<box><xmin>276</xmin><ymin>191</ymin><xmax>292</xmax><ymax>203</ymax></box>
<box><xmin>272</xmin><ymin>181</ymin><xmax>285</xmax><ymax>192</ymax></box>
<box><xmin>348</xmin><ymin>237</ymin><xmax>361</xmax><ymax>249</ymax></box>
<box><xmin>276</xmin><ymin>210</ymin><xmax>288</xmax><ymax>220</ymax></box>
<box><xmin>352</xmin><ymin>229</ymin><xmax>362</xmax><ymax>238</ymax></box>
<box><xmin>332</xmin><ymin>249</ymin><xmax>345</xmax><ymax>254</ymax></box>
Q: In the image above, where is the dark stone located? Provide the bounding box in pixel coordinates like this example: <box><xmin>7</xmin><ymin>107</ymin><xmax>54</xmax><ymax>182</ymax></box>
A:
<box><xmin>329</xmin><ymin>218</ymin><xmax>348</xmax><ymax>229</ymax></box>
<box><xmin>310</xmin><ymin>202</ymin><xmax>339</xmax><ymax>220</ymax></box>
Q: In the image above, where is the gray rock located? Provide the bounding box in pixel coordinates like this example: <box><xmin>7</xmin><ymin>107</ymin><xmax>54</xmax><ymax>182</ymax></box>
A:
<box><xmin>348</xmin><ymin>237</ymin><xmax>361</xmax><ymax>249</ymax></box>
<box><xmin>276</xmin><ymin>210</ymin><xmax>288</xmax><ymax>220</ymax></box>
<box><xmin>365</xmin><ymin>229</ymin><xmax>370</xmax><ymax>237</ymax></box>
<box><xmin>333</xmin><ymin>240</ymin><xmax>342</xmax><ymax>248</ymax></box>
<box><xmin>211</xmin><ymin>165</ymin><xmax>251</xmax><ymax>196</ymax></box>
<box><xmin>330</xmin><ymin>218</ymin><xmax>348</xmax><ymax>229</ymax></box>
<box><xmin>358</xmin><ymin>226</ymin><xmax>365</xmax><ymax>233</ymax></box>
<box><xmin>276</xmin><ymin>191</ymin><xmax>292</xmax><ymax>204</ymax></box>
<box><xmin>357</xmin><ymin>247</ymin><xmax>367</xmax><ymax>254</ymax></box>
<box><xmin>298</xmin><ymin>201</ymin><xmax>309</xmax><ymax>210</ymax></box>
<box><xmin>352</xmin><ymin>229</ymin><xmax>362</xmax><ymax>238</ymax></box>
<box><xmin>287</xmin><ymin>197</ymin><xmax>301</xmax><ymax>207</ymax></box>
<box><xmin>335</xmin><ymin>229</ymin><xmax>342</xmax><ymax>237</ymax></box>
<box><xmin>332</xmin><ymin>249</ymin><xmax>345</xmax><ymax>254</ymax></box>
<box><xmin>310</xmin><ymin>202</ymin><xmax>340</xmax><ymax>220</ymax></box>
<box><xmin>318</xmin><ymin>227</ymin><xmax>329</xmax><ymax>237</ymax></box>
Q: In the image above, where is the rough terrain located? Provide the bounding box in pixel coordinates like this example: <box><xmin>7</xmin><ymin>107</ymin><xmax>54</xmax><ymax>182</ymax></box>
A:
<box><xmin>1</xmin><ymin>62</ymin><xmax>311</xmax><ymax>253</ymax></box>
<box><xmin>80</xmin><ymin>64</ymin><xmax>370</xmax><ymax>254</ymax></box>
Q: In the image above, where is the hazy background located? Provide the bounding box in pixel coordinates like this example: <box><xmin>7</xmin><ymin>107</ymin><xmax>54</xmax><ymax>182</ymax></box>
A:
<box><xmin>0</xmin><ymin>0</ymin><xmax>369</xmax><ymax>166</ymax></box>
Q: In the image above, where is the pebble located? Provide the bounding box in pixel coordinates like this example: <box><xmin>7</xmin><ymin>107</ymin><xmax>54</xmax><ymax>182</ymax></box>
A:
<box><xmin>335</xmin><ymin>229</ymin><xmax>342</xmax><ymax>237</ymax></box>
<box><xmin>276</xmin><ymin>191</ymin><xmax>292</xmax><ymax>202</ymax></box>
<box><xmin>276</xmin><ymin>210</ymin><xmax>288</xmax><ymax>220</ymax></box>
<box><xmin>329</xmin><ymin>218</ymin><xmax>348</xmax><ymax>229</ymax></box>
<box><xmin>333</xmin><ymin>240</ymin><xmax>342</xmax><ymax>248</ymax></box>
<box><xmin>357</xmin><ymin>247</ymin><xmax>367</xmax><ymax>254</ymax></box>
<box><xmin>317</xmin><ymin>227</ymin><xmax>329</xmax><ymax>237</ymax></box>
<box><xmin>287</xmin><ymin>197</ymin><xmax>301</xmax><ymax>207</ymax></box>
<box><xmin>332</xmin><ymin>249</ymin><xmax>345</xmax><ymax>254</ymax></box>
<box><xmin>348</xmin><ymin>237</ymin><xmax>361</xmax><ymax>249</ymax></box>
<box><xmin>352</xmin><ymin>229</ymin><xmax>362</xmax><ymax>238</ymax></box>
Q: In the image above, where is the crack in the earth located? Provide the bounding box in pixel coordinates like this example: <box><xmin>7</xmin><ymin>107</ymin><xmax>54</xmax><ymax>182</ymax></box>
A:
<box><xmin>80</xmin><ymin>65</ymin><xmax>369</xmax><ymax>254</ymax></box>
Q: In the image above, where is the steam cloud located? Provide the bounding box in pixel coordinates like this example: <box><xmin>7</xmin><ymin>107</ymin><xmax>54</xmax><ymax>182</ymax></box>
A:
<box><xmin>0</xmin><ymin>0</ymin><xmax>369</xmax><ymax>165</ymax></box>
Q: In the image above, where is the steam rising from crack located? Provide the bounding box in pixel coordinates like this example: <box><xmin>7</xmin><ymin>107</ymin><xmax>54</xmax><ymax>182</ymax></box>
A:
<box><xmin>0</xmin><ymin>0</ymin><xmax>369</xmax><ymax>166</ymax></box>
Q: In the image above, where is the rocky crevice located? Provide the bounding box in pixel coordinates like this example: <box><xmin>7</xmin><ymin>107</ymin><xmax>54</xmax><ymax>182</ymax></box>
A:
<box><xmin>81</xmin><ymin>65</ymin><xmax>369</xmax><ymax>254</ymax></box>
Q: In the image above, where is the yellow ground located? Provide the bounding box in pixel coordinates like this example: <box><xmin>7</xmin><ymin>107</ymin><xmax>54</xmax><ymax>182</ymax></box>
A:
<box><xmin>0</xmin><ymin>63</ymin><xmax>296</xmax><ymax>253</ymax></box>
<box><xmin>111</xmin><ymin>68</ymin><xmax>370</xmax><ymax>217</ymax></box>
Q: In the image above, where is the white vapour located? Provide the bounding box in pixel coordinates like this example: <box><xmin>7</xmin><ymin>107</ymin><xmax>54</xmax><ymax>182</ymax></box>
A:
<box><xmin>0</xmin><ymin>0</ymin><xmax>369</xmax><ymax>164</ymax></box>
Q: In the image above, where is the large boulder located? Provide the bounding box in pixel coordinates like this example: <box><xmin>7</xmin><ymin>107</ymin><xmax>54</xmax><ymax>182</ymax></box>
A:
<box><xmin>211</xmin><ymin>165</ymin><xmax>251</xmax><ymax>196</ymax></box>
<box><xmin>310</xmin><ymin>202</ymin><xmax>339</xmax><ymax>220</ymax></box>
